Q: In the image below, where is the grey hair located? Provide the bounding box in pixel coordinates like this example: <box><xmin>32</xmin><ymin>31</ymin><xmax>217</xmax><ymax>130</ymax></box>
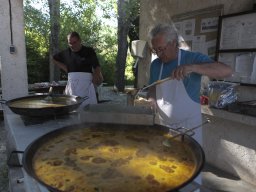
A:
<box><xmin>149</xmin><ymin>23</ymin><xmax>178</xmax><ymax>45</ymax></box>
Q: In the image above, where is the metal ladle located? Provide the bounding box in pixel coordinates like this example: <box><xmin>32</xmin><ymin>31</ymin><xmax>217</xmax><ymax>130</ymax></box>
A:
<box><xmin>135</xmin><ymin>77</ymin><xmax>173</xmax><ymax>99</ymax></box>
<box><xmin>43</xmin><ymin>86</ymin><xmax>53</xmax><ymax>102</ymax></box>
<box><xmin>162</xmin><ymin>119</ymin><xmax>210</xmax><ymax>147</ymax></box>
<box><xmin>140</xmin><ymin>77</ymin><xmax>172</xmax><ymax>91</ymax></box>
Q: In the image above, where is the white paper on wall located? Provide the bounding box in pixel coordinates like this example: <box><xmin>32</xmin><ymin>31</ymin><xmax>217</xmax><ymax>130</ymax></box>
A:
<box><xmin>200</xmin><ymin>17</ymin><xmax>219</xmax><ymax>33</ymax></box>
<box><xmin>192</xmin><ymin>35</ymin><xmax>206</xmax><ymax>54</ymax></box>
<box><xmin>174</xmin><ymin>19</ymin><xmax>195</xmax><ymax>41</ymax></box>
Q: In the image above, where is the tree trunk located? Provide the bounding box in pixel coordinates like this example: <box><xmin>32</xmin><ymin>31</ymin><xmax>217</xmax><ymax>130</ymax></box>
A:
<box><xmin>48</xmin><ymin>0</ymin><xmax>60</xmax><ymax>82</ymax></box>
<box><xmin>116</xmin><ymin>0</ymin><xmax>131</xmax><ymax>92</ymax></box>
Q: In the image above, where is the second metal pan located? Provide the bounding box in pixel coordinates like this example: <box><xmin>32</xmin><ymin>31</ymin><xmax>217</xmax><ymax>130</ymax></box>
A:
<box><xmin>1</xmin><ymin>94</ymin><xmax>88</xmax><ymax>116</ymax></box>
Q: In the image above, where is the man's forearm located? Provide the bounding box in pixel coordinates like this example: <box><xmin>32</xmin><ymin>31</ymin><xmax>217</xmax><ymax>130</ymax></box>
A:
<box><xmin>52</xmin><ymin>59</ymin><xmax>68</xmax><ymax>73</ymax></box>
<box><xmin>92</xmin><ymin>66</ymin><xmax>104</xmax><ymax>86</ymax></box>
<box><xmin>190</xmin><ymin>62</ymin><xmax>233</xmax><ymax>79</ymax></box>
<box><xmin>171</xmin><ymin>62</ymin><xmax>233</xmax><ymax>80</ymax></box>
<box><xmin>147</xmin><ymin>86</ymin><xmax>156</xmax><ymax>100</ymax></box>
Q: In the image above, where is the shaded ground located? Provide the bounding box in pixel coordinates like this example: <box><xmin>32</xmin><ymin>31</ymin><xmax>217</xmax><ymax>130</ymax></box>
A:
<box><xmin>0</xmin><ymin>118</ymin><xmax>9</xmax><ymax>192</ymax></box>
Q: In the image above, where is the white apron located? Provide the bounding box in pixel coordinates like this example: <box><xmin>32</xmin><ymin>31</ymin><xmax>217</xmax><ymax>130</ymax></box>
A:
<box><xmin>65</xmin><ymin>72</ymin><xmax>97</xmax><ymax>107</ymax></box>
<box><xmin>156</xmin><ymin>50</ymin><xmax>202</xmax><ymax>185</ymax></box>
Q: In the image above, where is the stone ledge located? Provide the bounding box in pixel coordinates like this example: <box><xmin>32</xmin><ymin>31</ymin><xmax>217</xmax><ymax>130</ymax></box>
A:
<box><xmin>201</xmin><ymin>105</ymin><xmax>256</xmax><ymax>127</ymax></box>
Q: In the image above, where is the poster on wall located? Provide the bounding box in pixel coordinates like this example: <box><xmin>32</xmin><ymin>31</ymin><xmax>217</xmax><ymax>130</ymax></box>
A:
<box><xmin>205</xmin><ymin>39</ymin><xmax>217</xmax><ymax>59</ymax></box>
<box><xmin>192</xmin><ymin>35</ymin><xmax>206</xmax><ymax>54</ymax></box>
<box><xmin>174</xmin><ymin>21</ymin><xmax>183</xmax><ymax>34</ymax></box>
<box><xmin>219</xmin><ymin>12</ymin><xmax>256</xmax><ymax>50</ymax></box>
<box><xmin>174</xmin><ymin>19</ymin><xmax>195</xmax><ymax>41</ymax></box>
<box><xmin>200</xmin><ymin>17</ymin><xmax>219</xmax><ymax>33</ymax></box>
<box><xmin>191</xmin><ymin>37</ymin><xmax>216</xmax><ymax>58</ymax></box>
<box><xmin>183</xmin><ymin>19</ymin><xmax>195</xmax><ymax>41</ymax></box>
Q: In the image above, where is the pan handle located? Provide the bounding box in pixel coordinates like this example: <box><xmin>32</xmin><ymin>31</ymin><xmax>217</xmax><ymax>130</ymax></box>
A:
<box><xmin>79</xmin><ymin>96</ymin><xmax>89</xmax><ymax>101</ymax></box>
<box><xmin>7</xmin><ymin>150</ymin><xmax>24</xmax><ymax>167</ymax></box>
<box><xmin>172</xmin><ymin>119</ymin><xmax>210</xmax><ymax>139</ymax></box>
<box><xmin>0</xmin><ymin>99</ymin><xmax>7</xmax><ymax>104</ymax></box>
<box><xmin>83</xmin><ymin>96</ymin><xmax>89</xmax><ymax>100</ymax></box>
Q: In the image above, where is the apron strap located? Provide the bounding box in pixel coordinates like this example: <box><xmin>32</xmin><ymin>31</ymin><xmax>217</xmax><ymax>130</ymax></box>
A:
<box><xmin>178</xmin><ymin>49</ymin><xmax>181</xmax><ymax>66</ymax></box>
<box><xmin>158</xmin><ymin>49</ymin><xmax>181</xmax><ymax>80</ymax></box>
<box><xmin>158</xmin><ymin>62</ymin><xmax>164</xmax><ymax>80</ymax></box>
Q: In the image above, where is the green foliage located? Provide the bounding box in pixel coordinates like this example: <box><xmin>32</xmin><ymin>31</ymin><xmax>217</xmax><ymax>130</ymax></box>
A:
<box><xmin>96</xmin><ymin>27</ymin><xmax>117</xmax><ymax>85</ymax></box>
<box><xmin>26</xmin><ymin>31</ymin><xmax>50</xmax><ymax>84</ymax></box>
<box><xmin>24</xmin><ymin>2</ymin><xmax>50</xmax><ymax>83</ymax></box>
<box><xmin>23</xmin><ymin>0</ymin><xmax>138</xmax><ymax>86</ymax></box>
<box><xmin>58</xmin><ymin>1</ymin><xmax>101</xmax><ymax>49</ymax></box>
<box><xmin>118</xmin><ymin>0</ymin><xmax>139</xmax><ymax>25</ymax></box>
<box><xmin>125</xmin><ymin>0</ymin><xmax>140</xmax><ymax>23</ymax></box>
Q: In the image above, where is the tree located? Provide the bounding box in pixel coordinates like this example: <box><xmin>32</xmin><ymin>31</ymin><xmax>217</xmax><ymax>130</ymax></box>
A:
<box><xmin>48</xmin><ymin>0</ymin><xmax>60</xmax><ymax>82</ymax></box>
<box><xmin>116</xmin><ymin>0</ymin><xmax>140</xmax><ymax>92</ymax></box>
<box><xmin>24</xmin><ymin>1</ymin><xmax>50</xmax><ymax>84</ymax></box>
<box><xmin>128</xmin><ymin>15</ymin><xmax>140</xmax><ymax>87</ymax></box>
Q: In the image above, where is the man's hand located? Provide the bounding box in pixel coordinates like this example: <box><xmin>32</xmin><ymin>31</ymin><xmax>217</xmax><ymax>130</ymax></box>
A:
<box><xmin>92</xmin><ymin>67</ymin><xmax>103</xmax><ymax>86</ymax></box>
<box><xmin>147</xmin><ymin>86</ymin><xmax>157</xmax><ymax>113</ymax></box>
<box><xmin>171</xmin><ymin>65</ymin><xmax>192</xmax><ymax>80</ymax></box>
<box><xmin>148</xmin><ymin>97</ymin><xmax>157</xmax><ymax>113</ymax></box>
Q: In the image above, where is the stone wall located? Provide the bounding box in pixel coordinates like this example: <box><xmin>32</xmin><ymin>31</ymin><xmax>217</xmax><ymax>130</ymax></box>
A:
<box><xmin>137</xmin><ymin>0</ymin><xmax>255</xmax><ymax>87</ymax></box>
<box><xmin>202</xmin><ymin>107</ymin><xmax>256</xmax><ymax>185</ymax></box>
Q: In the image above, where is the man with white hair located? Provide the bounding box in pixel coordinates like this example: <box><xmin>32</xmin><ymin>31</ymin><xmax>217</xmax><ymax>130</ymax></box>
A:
<box><xmin>147</xmin><ymin>23</ymin><xmax>232</xmax><ymax>188</ymax></box>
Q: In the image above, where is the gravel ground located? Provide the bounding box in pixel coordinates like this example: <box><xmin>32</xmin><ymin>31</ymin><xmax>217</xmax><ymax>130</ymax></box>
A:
<box><xmin>0</xmin><ymin>118</ymin><xmax>9</xmax><ymax>192</ymax></box>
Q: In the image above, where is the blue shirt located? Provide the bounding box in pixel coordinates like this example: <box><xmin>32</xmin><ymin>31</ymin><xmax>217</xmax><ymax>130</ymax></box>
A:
<box><xmin>149</xmin><ymin>49</ymin><xmax>214</xmax><ymax>103</ymax></box>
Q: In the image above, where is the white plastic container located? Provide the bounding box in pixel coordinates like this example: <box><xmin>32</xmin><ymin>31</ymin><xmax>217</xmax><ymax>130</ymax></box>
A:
<box><xmin>251</xmin><ymin>55</ymin><xmax>256</xmax><ymax>83</ymax></box>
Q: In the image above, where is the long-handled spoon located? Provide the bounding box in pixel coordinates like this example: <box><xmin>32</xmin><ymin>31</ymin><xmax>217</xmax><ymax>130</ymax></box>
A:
<box><xmin>162</xmin><ymin>119</ymin><xmax>210</xmax><ymax>147</ymax></box>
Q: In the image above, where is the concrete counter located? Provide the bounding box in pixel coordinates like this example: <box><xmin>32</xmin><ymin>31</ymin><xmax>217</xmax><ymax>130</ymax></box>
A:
<box><xmin>201</xmin><ymin>105</ymin><xmax>256</xmax><ymax>186</ymax></box>
<box><xmin>201</xmin><ymin>105</ymin><xmax>256</xmax><ymax>127</ymax></box>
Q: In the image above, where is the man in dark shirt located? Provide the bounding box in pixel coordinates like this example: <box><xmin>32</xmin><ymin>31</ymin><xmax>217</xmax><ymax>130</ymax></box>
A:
<box><xmin>53</xmin><ymin>31</ymin><xmax>103</xmax><ymax>106</ymax></box>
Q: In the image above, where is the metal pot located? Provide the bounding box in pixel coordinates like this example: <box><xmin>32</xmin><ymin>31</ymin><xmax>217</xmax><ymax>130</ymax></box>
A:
<box><xmin>22</xmin><ymin>122</ymin><xmax>205</xmax><ymax>192</ymax></box>
<box><xmin>0</xmin><ymin>94</ymin><xmax>88</xmax><ymax>116</ymax></box>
